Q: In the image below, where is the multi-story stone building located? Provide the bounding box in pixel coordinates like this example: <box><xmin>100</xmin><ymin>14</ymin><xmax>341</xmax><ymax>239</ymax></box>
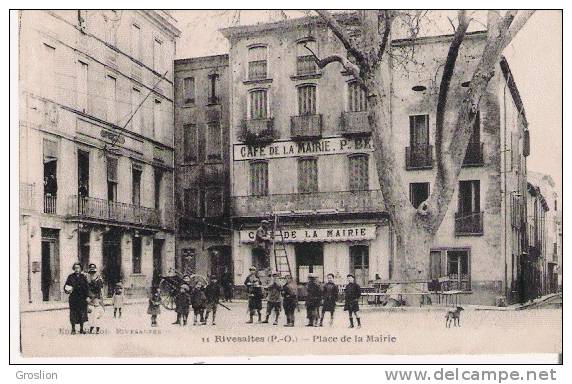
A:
<box><xmin>221</xmin><ymin>15</ymin><xmax>530</xmax><ymax>305</ymax></box>
<box><xmin>19</xmin><ymin>10</ymin><xmax>180</xmax><ymax>305</ymax></box>
<box><xmin>174</xmin><ymin>55</ymin><xmax>232</xmax><ymax>278</ymax></box>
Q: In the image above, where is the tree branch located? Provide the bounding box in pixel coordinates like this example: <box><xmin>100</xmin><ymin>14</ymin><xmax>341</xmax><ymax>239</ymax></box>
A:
<box><xmin>315</xmin><ymin>10</ymin><xmax>368</xmax><ymax>70</ymax></box>
<box><xmin>377</xmin><ymin>10</ymin><xmax>393</xmax><ymax>62</ymax></box>
<box><xmin>303</xmin><ymin>43</ymin><xmax>366</xmax><ymax>89</ymax></box>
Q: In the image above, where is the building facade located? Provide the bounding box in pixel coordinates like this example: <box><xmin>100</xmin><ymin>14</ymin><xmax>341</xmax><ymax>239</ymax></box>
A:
<box><xmin>19</xmin><ymin>10</ymin><xmax>180</xmax><ymax>305</ymax></box>
<box><xmin>173</xmin><ymin>55</ymin><xmax>232</xmax><ymax>279</ymax></box>
<box><xmin>221</xmin><ymin>15</ymin><xmax>530</xmax><ymax>305</ymax></box>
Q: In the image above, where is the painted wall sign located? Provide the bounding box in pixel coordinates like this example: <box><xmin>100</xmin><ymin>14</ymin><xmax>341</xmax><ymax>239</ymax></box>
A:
<box><xmin>239</xmin><ymin>225</ymin><xmax>377</xmax><ymax>243</ymax></box>
<box><xmin>233</xmin><ymin>136</ymin><xmax>373</xmax><ymax>161</ymax></box>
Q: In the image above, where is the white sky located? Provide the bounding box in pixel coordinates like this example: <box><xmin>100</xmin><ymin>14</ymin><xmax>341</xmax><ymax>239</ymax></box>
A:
<box><xmin>173</xmin><ymin>10</ymin><xmax>562</xmax><ymax>199</ymax></box>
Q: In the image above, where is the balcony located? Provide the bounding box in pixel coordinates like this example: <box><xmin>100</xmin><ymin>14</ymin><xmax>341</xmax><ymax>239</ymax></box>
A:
<box><xmin>454</xmin><ymin>211</ymin><xmax>484</xmax><ymax>236</ymax></box>
<box><xmin>296</xmin><ymin>56</ymin><xmax>318</xmax><ymax>76</ymax></box>
<box><xmin>232</xmin><ymin>190</ymin><xmax>385</xmax><ymax>217</ymax></box>
<box><xmin>290</xmin><ymin>114</ymin><xmax>322</xmax><ymax>140</ymax></box>
<box><xmin>405</xmin><ymin>144</ymin><xmax>433</xmax><ymax>170</ymax></box>
<box><xmin>241</xmin><ymin>118</ymin><xmax>275</xmax><ymax>144</ymax></box>
<box><xmin>207</xmin><ymin>96</ymin><xmax>220</xmax><ymax>105</ymax></box>
<box><xmin>67</xmin><ymin>196</ymin><xmax>162</xmax><ymax>229</ymax></box>
<box><xmin>44</xmin><ymin>194</ymin><xmax>57</xmax><ymax>214</ymax></box>
<box><xmin>340</xmin><ymin>111</ymin><xmax>371</xmax><ymax>136</ymax></box>
<box><xmin>248</xmin><ymin>60</ymin><xmax>267</xmax><ymax>81</ymax></box>
<box><xmin>463</xmin><ymin>142</ymin><xmax>484</xmax><ymax>167</ymax></box>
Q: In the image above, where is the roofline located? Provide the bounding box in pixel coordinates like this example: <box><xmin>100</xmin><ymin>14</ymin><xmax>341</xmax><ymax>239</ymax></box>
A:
<box><xmin>500</xmin><ymin>56</ymin><xmax>529</xmax><ymax>128</ymax></box>
<box><xmin>142</xmin><ymin>10</ymin><xmax>182</xmax><ymax>37</ymax></box>
<box><xmin>175</xmin><ymin>54</ymin><xmax>229</xmax><ymax>66</ymax></box>
<box><xmin>391</xmin><ymin>30</ymin><xmax>487</xmax><ymax>46</ymax></box>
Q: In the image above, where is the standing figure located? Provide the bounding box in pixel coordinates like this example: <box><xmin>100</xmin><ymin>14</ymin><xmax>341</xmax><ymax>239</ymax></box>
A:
<box><xmin>253</xmin><ymin>220</ymin><xmax>272</xmax><ymax>274</ymax></box>
<box><xmin>221</xmin><ymin>268</ymin><xmax>233</xmax><ymax>302</ymax></box>
<box><xmin>173</xmin><ymin>284</ymin><xmax>190</xmax><ymax>326</ymax></box>
<box><xmin>190</xmin><ymin>282</ymin><xmax>207</xmax><ymax>325</ymax></box>
<box><xmin>305</xmin><ymin>273</ymin><xmax>322</xmax><ymax>327</ymax></box>
<box><xmin>112</xmin><ymin>282</ymin><xmax>124</xmax><ymax>318</ymax></box>
<box><xmin>147</xmin><ymin>288</ymin><xmax>161</xmax><ymax>327</ymax></box>
<box><xmin>344</xmin><ymin>274</ymin><xmax>362</xmax><ymax>328</ymax></box>
<box><xmin>282</xmin><ymin>274</ymin><xmax>298</xmax><ymax>327</ymax></box>
<box><xmin>64</xmin><ymin>262</ymin><xmax>90</xmax><ymax>334</ymax></box>
<box><xmin>244</xmin><ymin>266</ymin><xmax>261</xmax><ymax>323</ymax></box>
<box><xmin>204</xmin><ymin>275</ymin><xmax>221</xmax><ymax>325</ymax></box>
<box><xmin>87</xmin><ymin>263</ymin><xmax>104</xmax><ymax>299</ymax></box>
<box><xmin>247</xmin><ymin>280</ymin><xmax>264</xmax><ymax>323</ymax></box>
<box><xmin>320</xmin><ymin>273</ymin><xmax>339</xmax><ymax>326</ymax></box>
<box><xmin>88</xmin><ymin>296</ymin><xmax>105</xmax><ymax>334</ymax></box>
<box><xmin>262</xmin><ymin>273</ymin><xmax>282</xmax><ymax>325</ymax></box>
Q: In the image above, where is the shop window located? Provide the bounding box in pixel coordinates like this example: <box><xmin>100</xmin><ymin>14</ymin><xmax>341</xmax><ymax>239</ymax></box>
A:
<box><xmin>295</xmin><ymin>243</ymin><xmax>324</xmax><ymax>283</ymax></box>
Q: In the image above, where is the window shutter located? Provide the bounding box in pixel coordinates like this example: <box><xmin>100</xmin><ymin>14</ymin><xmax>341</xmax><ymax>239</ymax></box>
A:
<box><xmin>107</xmin><ymin>157</ymin><xmax>118</xmax><ymax>182</ymax></box>
<box><xmin>43</xmin><ymin>139</ymin><xmax>58</xmax><ymax>163</ymax></box>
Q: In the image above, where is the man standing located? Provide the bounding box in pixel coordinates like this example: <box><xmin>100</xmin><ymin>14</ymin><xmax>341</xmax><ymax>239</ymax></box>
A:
<box><xmin>320</xmin><ymin>273</ymin><xmax>339</xmax><ymax>326</ymax></box>
<box><xmin>262</xmin><ymin>273</ymin><xmax>282</xmax><ymax>325</ymax></box>
<box><xmin>282</xmin><ymin>274</ymin><xmax>298</xmax><ymax>327</ymax></box>
<box><xmin>305</xmin><ymin>273</ymin><xmax>322</xmax><ymax>327</ymax></box>
<box><xmin>204</xmin><ymin>274</ymin><xmax>221</xmax><ymax>325</ymax></box>
<box><xmin>244</xmin><ymin>266</ymin><xmax>261</xmax><ymax>323</ymax></box>
<box><xmin>220</xmin><ymin>267</ymin><xmax>233</xmax><ymax>302</ymax></box>
<box><xmin>253</xmin><ymin>220</ymin><xmax>272</xmax><ymax>274</ymax></box>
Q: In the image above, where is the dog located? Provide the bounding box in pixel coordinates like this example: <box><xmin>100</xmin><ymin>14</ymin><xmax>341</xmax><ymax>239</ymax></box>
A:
<box><xmin>445</xmin><ymin>306</ymin><xmax>464</xmax><ymax>328</ymax></box>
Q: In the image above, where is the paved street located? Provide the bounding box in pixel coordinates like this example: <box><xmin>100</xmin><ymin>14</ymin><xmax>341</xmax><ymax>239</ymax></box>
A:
<box><xmin>20</xmin><ymin>302</ymin><xmax>561</xmax><ymax>358</ymax></box>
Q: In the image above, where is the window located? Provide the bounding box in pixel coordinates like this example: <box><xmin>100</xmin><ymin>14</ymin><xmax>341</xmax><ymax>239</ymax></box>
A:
<box><xmin>249</xmin><ymin>89</ymin><xmax>268</xmax><ymax>119</ymax></box>
<box><xmin>77</xmin><ymin>149</ymin><xmax>89</xmax><ymax>198</ymax></box>
<box><xmin>106</xmin><ymin>157</ymin><xmax>118</xmax><ymax>202</ymax></box>
<box><xmin>206</xmin><ymin>121</ymin><xmax>222</xmax><ymax>160</ymax></box>
<box><xmin>154</xmin><ymin>169</ymin><xmax>162</xmax><ymax>210</ymax></box>
<box><xmin>458</xmin><ymin>180</ymin><xmax>480</xmax><ymax>214</ymax></box>
<box><xmin>183</xmin><ymin>123</ymin><xmax>198</xmax><ymax>162</ymax></box>
<box><xmin>184</xmin><ymin>187</ymin><xmax>200</xmax><ymax>217</ymax></box>
<box><xmin>42</xmin><ymin>43</ymin><xmax>56</xmax><ymax>100</ymax></box>
<box><xmin>43</xmin><ymin>139</ymin><xmax>58</xmax><ymax>214</ymax></box>
<box><xmin>250</xmin><ymin>161</ymin><xmax>268</xmax><ymax>196</ymax></box>
<box><xmin>132</xmin><ymin>237</ymin><xmax>142</xmax><ymax>274</ymax></box>
<box><xmin>183</xmin><ymin>77</ymin><xmax>195</xmax><ymax>104</ymax></box>
<box><xmin>447</xmin><ymin>250</ymin><xmax>469</xmax><ymax>288</ymax></box>
<box><xmin>348</xmin><ymin>154</ymin><xmax>369</xmax><ymax>191</ymax></box>
<box><xmin>105</xmin><ymin>75</ymin><xmax>117</xmax><ymax>124</ymax></box>
<box><xmin>248</xmin><ymin>46</ymin><xmax>267</xmax><ymax>80</ymax></box>
<box><xmin>208</xmin><ymin>74</ymin><xmax>219</xmax><ymax>104</ymax></box>
<box><xmin>153</xmin><ymin>38</ymin><xmax>163</xmax><ymax>73</ymax></box>
<box><xmin>410</xmin><ymin>182</ymin><xmax>430</xmax><ymax>209</ymax></box>
<box><xmin>350</xmin><ymin>245</ymin><xmax>369</xmax><ymax>286</ymax></box>
<box><xmin>298</xmin><ymin>157</ymin><xmax>318</xmax><ymax>193</ymax></box>
<box><xmin>410</xmin><ymin>115</ymin><xmax>429</xmax><ymax>147</ymax></box>
<box><xmin>79</xmin><ymin>231</ymin><xmax>90</xmax><ymax>271</ymax></box>
<box><xmin>348</xmin><ymin>81</ymin><xmax>367</xmax><ymax>112</ymax></box>
<box><xmin>131</xmin><ymin>24</ymin><xmax>142</xmax><ymax>61</ymax></box>
<box><xmin>153</xmin><ymin>99</ymin><xmax>161</xmax><ymax>139</ymax></box>
<box><xmin>429</xmin><ymin>250</ymin><xmax>442</xmax><ymax>280</ymax></box>
<box><xmin>131</xmin><ymin>88</ymin><xmax>142</xmax><ymax>133</ymax></box>
<box><xmin>468</xmin><ymin>111</ymin><xmax>480</xmax><ymax>145</ymax></box>
<box><xmin>296</xmin><ymin>40</ymin><xmax>317</xmax><ymax>75</ymax></box>
<box><xmin>430</xmin><ymin>249</ymin><xmax>471</xmax><ymax>291</ymax></box>
<box><xmin>132</xmin><ymin>165</ymin><xmax>142</xmax><ymax>206</ymax></box>
<box><xmin>77</xmin><ymin>61</ymin><xmax>88</xmax><ymax>113</ymax></box>
<box><xmin>205</xmin><ymin>187</ymin><xmax>223</xmax><ymax>217</ymax></box>
<box><xmin>297</xmin><ymin>84</ymin><xmax>316</xmax><ymax>115</ymax></box>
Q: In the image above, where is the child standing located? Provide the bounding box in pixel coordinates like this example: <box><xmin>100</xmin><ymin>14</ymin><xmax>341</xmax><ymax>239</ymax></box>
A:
<box><xmin>262</xmin><ymin>273</ymin><xmax>282</xmax><ymax>325</ymax></box>
<box><xmin>173</xmin><ymin>284</ymin><xmax>190</xmax><ymax>326</ymax></box>
<box><xmin>344</xmin><ymin>274</ymin><xmax>362</xmax><ymax>328</ymax></box>
<box><xmin>112</xmin><ymin>282</ymin><xmax>124</xmax><ymax>318</ymax></box>
<box><xmin>88</xmin><ymin>296</ymin><xmax>105</xmax><ymax>334</ymax></box>
<box><xmin>320</xmin><ymin>273</ymin><xmax>339</xmax><ymax>326</ymax></box>
<box><xmin>247</xmin><ymin>280</ymin><xmax>263</xmax><ymax>323</ymax></box>
<box><xmin>204</xmin><ymin>275</ymin><xmax>221</xmax><ymax>326</ymax></box>
<box><xmin>147</xmin><ymin>289</ymin><xmax>161</xmax><ymax>327</ymax></box>
<box><xmin>190</xmin><ymin>282</ymin><xmax>207</xmax><ymax>325</ymax></box>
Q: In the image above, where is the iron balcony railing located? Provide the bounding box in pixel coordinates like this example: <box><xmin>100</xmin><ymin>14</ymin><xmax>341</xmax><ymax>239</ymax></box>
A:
<box><xmin>290</xmin><ymin>114</ymin><xmax>323</xmax><ymax>140</ymax></box>
<box><xmin>405</xmin><ymin>144</ymin><xmax>433</xmax><ymax>170</ymax></box>
<box><xmin>44</xmin><ymin>194</ymin><xmax>57</xmax><ymax>214</ymax></box>
<box><xmin>231</xmin><ymin>190</ymin><xmax>385</xmax><ymax>217</ymax></box>
<box><xmin>68</xmin><ymin>196</ymin><xmax>162</xmax><ymax>228</ymax></box>
<box><xmin>240</xmin><ymin>118</ymin><xmax>275</xmax><ymax>144</ymax></box>
<box><xmin>296</xmin><ymin>55</ymin><xmax>318</xmax><ymax>76</ymax></box>
<box><xmin>248</xmin><ymin>60</ymin><xmax>267</xmax><ymax>81</ymax></box>
<box><xmin>463</xmin><ymin>142</ymin><xmax>484</xmax><ymax>166</ymax></box>
<box><xmin>340</xmin><ymin>111</ymin><xmax>371</xmax><ymax>136</ymax></box>
<box><xmin>454</xmin><ymin>211</ymin><xmax>484</xmax><ymax>236</ymax></box>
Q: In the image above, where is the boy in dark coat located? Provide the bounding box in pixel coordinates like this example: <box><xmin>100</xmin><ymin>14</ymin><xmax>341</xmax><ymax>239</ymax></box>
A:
<box><xmin>173</xmin><ymin>284</ymin><xmax>191</xmax><ymax>326</ymax></box>
<box><xmin>320</xmin><ymin>273</ymin><xmax>339</xmax><ymax>326</ymax></box>
<box><xmin>282</xmin><ymin>275</ymin><xmax>298</xmax><ymax>327</ymax></box>
<box><xmin>305</xmin><ymin>273</ymin><xmax>322</xmax><ymax>327</ymax></box>
<box><xmin>190</xmin><ymin>282</ymin><xmax>207</xmax><ymax>325</ymax></box>
<box><xmin>344</xmin><ymin>274</ymin><xmax>362</xmax><ymax>328</ymax></box>
<box><xmin>247</xmin><ymin>280</ymin><xmax>264</xmax><ymax>323</ymax></box>
<box><xmin>203</xmin><ymin>275</ymin><xmax>221</xmax><ymax>325</ymax></box>
<box><xmin>262</xmin><ymin>273</ymin><xmax>282</xmax><ymax>325</ymax></box>
<box><xmin>147</xmin><ymin>288</ymin><xmax>161</xmax><ymax>327</ymax></box>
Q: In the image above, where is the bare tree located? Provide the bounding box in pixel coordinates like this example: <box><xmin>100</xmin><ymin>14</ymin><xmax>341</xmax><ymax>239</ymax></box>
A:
<box><xmin>310</xmin><ymin>10</ymin><xmax>535</xmax><ymax>301</ymax></box>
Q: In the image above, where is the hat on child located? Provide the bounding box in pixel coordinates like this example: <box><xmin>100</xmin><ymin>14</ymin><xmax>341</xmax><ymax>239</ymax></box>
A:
<box><xmin>181</xmin><ymin>284</ymin><xmax>190</xmax><ymax>291</ymax></box>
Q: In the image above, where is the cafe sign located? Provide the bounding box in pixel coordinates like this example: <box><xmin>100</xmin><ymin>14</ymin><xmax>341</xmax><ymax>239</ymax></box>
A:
<box><xmin>239</xmin><ymin>225</ymin><xmax>377</xmax><ymax>243</ymax></box>
<box><xmin>234</xmin><ymin>136</ymin><xmax>373</xmax><ymax>161</ymax></box>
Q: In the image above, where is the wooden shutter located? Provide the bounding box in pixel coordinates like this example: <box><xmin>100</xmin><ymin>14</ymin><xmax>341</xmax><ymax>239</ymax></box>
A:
<box><xmin>106</xmin><ymin>157</ymin><xmax>118</xmax><ymax>182</ymax></box>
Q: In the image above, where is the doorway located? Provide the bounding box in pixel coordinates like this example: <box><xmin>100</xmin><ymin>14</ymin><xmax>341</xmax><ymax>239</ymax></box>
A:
<box><xmin>102</xmin><ymin>229</ymin><xmax>122</xmax><ymax>297</ymax></box>
<box><xmin>208</xmin><ymin>245</ymin><xmax>232</xmax><ymax>279</ymax></box>
<box><xmin>350</xmin><ymin>245</ymin><xmax>369</xmax><ymax>286</ymax></box>
<box><xmin>41</xmin><ymin>228</ymin><xmax>60</xmax><ymax>301</ymax></box>
<box><xmin>295</xmin><ymin>243</ymin><xmax>324</xmax><ymax>283</ymax></box>
<box><xmin>153</xmin><ymin>239</ymin><xmax>164</xmax><ymax>287</ymax></box>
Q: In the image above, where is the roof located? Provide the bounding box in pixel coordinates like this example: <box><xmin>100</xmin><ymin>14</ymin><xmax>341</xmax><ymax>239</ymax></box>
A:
<box><xmin>527</xmin><ymin>182</ymin><xmax>550</xmax><ymax>212</ymax></box>
<box><xmin>499</xmin><ymin>56</ymin><xmax>529</xmax><ymax>128</ymax></box>
<box><xmin>175</xmin><ymin>54</ymin><xmax>229</xmax><ymax>66</ymax></box>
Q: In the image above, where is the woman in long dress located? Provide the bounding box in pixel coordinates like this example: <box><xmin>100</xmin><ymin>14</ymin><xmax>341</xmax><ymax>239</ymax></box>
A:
<box><xmin>64</xmin><ymin>262</ymin><xmax>89</xmax><ymax>334</ymax></box>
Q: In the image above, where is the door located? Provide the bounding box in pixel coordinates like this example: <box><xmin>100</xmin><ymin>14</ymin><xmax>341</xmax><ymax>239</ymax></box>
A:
<box><xmin>295</xmin><ymin>243</ymin><xmax>324</xmax><ymax>283</ymax></box>
<box><xmin>350</xmin><ymin>245</ymin><xmax>369</xmax><ymax>286</ymax></box>
<box><xmin>209</xmin><ymin>245</ymin><xmax>232</xmax><ymax>279</ymax></box>
<box><xmin>41</xmin><ymin>228</ymin><xmax>60</xmax><ymax>301</ymax></box>
<box><xmin>153</xmin><ymin>239</ymin><xmax>164</xmax><ymax>287</ymax></box>
<box><xmin>102</xmin><ymin>229</ymin><xmax>122</xmax><ymax>297</ymax></box>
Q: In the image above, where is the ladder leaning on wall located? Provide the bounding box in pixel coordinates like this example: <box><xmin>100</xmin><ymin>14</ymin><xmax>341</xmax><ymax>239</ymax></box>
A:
<box><xmin>271</xmin><ymin>214</ymin><xmax>293</xmax><ymax>278</ymax></box>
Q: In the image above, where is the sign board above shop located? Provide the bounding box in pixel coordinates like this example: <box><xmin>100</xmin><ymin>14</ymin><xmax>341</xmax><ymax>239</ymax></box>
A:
<box><xmin>240</xmin><ymin>225</ymin><xmax>377</xmax><ymax>243</ymax></box>
<box><xmin>233</xmin><ymin>136</ymin><xmax>374</xmax><ymax>161</ymax></box>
